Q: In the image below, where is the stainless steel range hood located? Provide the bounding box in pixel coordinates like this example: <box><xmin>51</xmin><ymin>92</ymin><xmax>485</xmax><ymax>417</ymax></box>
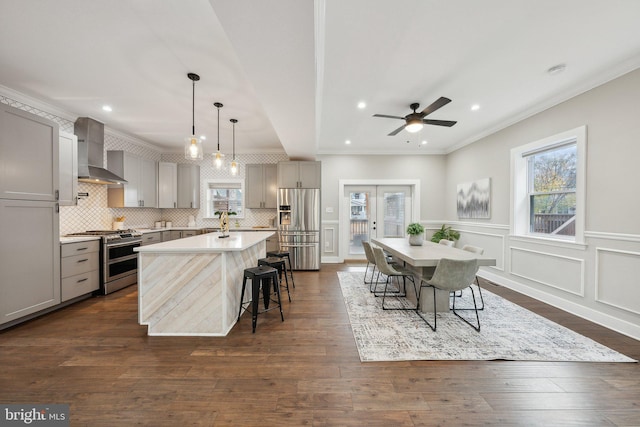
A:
<box><xmin>75</xmin><ymin>117</ymin><xmax>127</xmax><ymax>185</ymax></box>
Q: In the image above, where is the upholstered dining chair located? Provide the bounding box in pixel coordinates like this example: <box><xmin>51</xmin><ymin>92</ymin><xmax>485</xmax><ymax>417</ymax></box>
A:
<box><xmin>438</xmin><ymin>239</ymin><xmax>455</xmax><ymax>247</ymax></box>
<box><xmin>372</xmin><ymin>246</ymin><xmax>418</xmax><ymax>310</ymax></box>
<box><xmin>461</xmin><ymin>244</ymin><xmax>486</xmax><ymax>310</ymax></box>
<box><xmin>417</xmin><ymin>258</ymin><xmax>481</xmax><ymax>332</ymax></box>
<box><xmin>361</xmin><ymin>241</ymin><xmax>380</xmax><ymax>292</ymax></box>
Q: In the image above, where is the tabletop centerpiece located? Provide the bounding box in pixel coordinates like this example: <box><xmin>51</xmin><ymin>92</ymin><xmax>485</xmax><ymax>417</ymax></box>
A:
<box><xmin>406</xmin><ymin>222</ymin><xmax>425</xmax><ymax>246</ymax></box>
<box><xmin>215</xmin><ymin>210</ymin><xmax>236</xmax><ymax>238</ymax></box>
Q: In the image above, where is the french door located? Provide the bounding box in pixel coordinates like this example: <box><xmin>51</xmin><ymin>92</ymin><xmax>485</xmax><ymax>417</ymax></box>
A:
<box><xmin>345</xmin><ymin>185</ymin><xmax>412</xmax><ymax>258</ymax></box>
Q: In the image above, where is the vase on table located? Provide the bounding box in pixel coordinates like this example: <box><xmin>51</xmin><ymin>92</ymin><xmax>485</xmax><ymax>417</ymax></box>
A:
<box><xmin>409</xmin><ymin>234</ymin><xmax>423</xmax><ymax>246</ymax></box>
<box><xmin>219</xmin><ymin>211</ymin><xmax>229</xmax><ymax>237</ymax></box>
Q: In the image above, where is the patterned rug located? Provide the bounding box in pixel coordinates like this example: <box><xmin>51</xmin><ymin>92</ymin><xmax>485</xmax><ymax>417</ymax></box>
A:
<box><xmin>338</xmin><ymin>271</ymin><xmax>636</xmax><ymax>362</ymax></box>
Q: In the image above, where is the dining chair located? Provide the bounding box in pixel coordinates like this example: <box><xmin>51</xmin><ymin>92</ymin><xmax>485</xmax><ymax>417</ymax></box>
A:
<box><xmin>461</xmin><ymin>244</ymin><xmax>486</xmax><ymax>310</ymax></box>
<box><xmin>372</xmin><ymin>246</ymin><xmax>418</xmax><ymax>310</ymax></box>
<box><xmin>361</xmin><ymin>241</ymin><xmax>380</xmax><ymax>292</ymax></box>
<box><xmin>417</xmin><ymin>258</ymin><xmax>481</xmax><ymax>331</ymax></box>
<box><xmin>438</xmin><ymin>239</ymin><xmax>455</xmax><ymax>247</ymax></box>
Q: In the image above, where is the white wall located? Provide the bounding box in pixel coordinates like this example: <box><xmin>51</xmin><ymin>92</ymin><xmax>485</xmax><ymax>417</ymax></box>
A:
<box><xmin>444</xmin><ymin>68</ymin><xmax>640</xmax><ymax>339</ymax></box>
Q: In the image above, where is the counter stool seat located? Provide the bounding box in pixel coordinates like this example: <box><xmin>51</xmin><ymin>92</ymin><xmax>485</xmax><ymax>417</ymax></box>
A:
<box><xmin>258</xmin><ymin>256</ymin><xmax>291</xmax><ymax>302</ymax></box>
<box><xmin>238</xmin><ymin>265</ymin><xmax>284</xmax><ymax>333</ymax></box>
<box><xmin>267</xmin><ymin>250</ymin><xmax>295</xmax><ymax>288</ymax></box>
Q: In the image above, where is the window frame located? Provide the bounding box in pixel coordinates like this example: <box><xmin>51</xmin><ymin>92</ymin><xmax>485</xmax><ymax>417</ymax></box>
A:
<box><xmin>204</xmin><ymin>178</ymin><xmax>245</xmax><ymax>219</ymax></box>
<box><xmin>511</xmin><ymin>126</ymin><xmax>586</xmax><ymax>244</ymax></box>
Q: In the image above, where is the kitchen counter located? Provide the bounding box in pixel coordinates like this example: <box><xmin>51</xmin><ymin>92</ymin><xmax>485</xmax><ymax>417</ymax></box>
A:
<box><xmin>135</xmin><ymin>231</ymin><xmax>274</xmax><ymax>336</ymax></box>
<box><xmin>59</xmin><ymin>236</ymin><xmax>101</xmax><ymax>244</ymax></box>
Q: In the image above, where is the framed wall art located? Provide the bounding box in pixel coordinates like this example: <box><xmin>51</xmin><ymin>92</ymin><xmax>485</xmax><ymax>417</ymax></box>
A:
<box><xmin>457</xmin><ymin>178</ymin><xmax>491</xmax><ymax>219</ymax></box>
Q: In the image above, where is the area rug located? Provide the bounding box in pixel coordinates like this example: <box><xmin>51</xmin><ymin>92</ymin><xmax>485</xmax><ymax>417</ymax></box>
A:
<box><xmin>338</xmin><ymin>271</ymin><xmax>636</xmax><ymax>362</ymax></box>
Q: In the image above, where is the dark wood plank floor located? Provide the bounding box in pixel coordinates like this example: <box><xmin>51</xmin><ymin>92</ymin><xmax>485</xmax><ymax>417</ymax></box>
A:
<box><xmin>1</xmin><ymin>263</ymin><xmax>639</xmax><ymax>426</ymax></box>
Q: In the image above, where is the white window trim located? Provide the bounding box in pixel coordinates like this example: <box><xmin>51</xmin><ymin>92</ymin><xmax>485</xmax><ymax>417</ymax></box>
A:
<box><xmin>204</xmin><ymin>178</ymin><xmax>245</xmax><ymax>219</ymax></box>
<box><xmin>510</xmin><ymin>125</ymin><xmax>586</xmax><ymax>244</ymax></box>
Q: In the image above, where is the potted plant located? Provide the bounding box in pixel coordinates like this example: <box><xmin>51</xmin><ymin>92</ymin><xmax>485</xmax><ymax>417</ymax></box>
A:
<box><xmin>430</xmin><ymin>224</ymin><xmax>460</xmax><ymax>244</ymax></box>
<box><xmin>406</xmin><ymin>222</ymin><xmax>425</xmax><ymax>246</ymax></box>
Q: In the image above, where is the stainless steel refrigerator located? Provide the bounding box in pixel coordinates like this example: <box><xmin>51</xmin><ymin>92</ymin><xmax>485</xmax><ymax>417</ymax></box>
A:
<box><xmin>277</xmin><ymin>188</ymin><xmax>320</xmax><ymax>270</ymax></box>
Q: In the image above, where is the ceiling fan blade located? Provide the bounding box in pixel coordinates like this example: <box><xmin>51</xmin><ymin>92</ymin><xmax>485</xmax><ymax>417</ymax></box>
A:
<box><xmin>423</xmin><ymin>119</ymin><xmax>457</xmax><ymax>127</ymax></box>
<box><xmin>388</xmin><ymin>124</ymin><xmax>406</xmax><ymax>136</ymax></box>
<box><xmin>373</xmin><ymin>114</ymin><xmax>405</xmax><ymax>120</ymax></box>
<box><xmin>420</xmin><ymin>97</ymin><xmax>451</xmax><ymax>116</ymax></box>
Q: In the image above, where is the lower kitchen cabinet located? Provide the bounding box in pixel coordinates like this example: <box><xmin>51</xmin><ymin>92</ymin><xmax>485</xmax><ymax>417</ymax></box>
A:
<box><xmin>0</xmin><ymin>199</ymin><xmax>60</xmax><ymax>327</ymax></box>
<box><xmin>170</xmin><ymin>229</ymin><xmax>200</xmax><ymax>240</ymax></box>
<box><xmin>141</xmin><ymin>231</ymin><xmax>162</xmax><ymax>245</ymax></box>
<box><xmin>60</xmin><ymin>240</ymin><xmax>99</xmax><ymax>302</ymax></box>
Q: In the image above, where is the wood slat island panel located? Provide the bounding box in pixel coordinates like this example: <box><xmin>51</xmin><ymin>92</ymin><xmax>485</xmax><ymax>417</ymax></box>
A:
<box><xmin>136</xmin><ymin>231</ymin><xmax>273</xmax><ymax>336</ymax></box>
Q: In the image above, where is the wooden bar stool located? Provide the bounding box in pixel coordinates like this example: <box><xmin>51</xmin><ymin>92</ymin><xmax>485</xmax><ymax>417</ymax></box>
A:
<box><xmin>258</xmin><ymin>256</ymin><xmax>291</xmax><ymax>302</ymax></box>
<box><xmin>238</xmin><ymin>265</ymin><xmax>283</xmax><ymax>333</ymax></box>
<box><xmin>267</xmin><ymin>250</ymin><xmax>295</xmax><ymax>288</ymax></box>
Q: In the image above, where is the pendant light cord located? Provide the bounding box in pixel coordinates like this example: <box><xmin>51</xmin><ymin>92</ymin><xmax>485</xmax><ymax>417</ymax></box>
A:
<box><xmin>191</xmin><ymin>79</ymin><xmax>195</xmax><ymax>136</ymax></box>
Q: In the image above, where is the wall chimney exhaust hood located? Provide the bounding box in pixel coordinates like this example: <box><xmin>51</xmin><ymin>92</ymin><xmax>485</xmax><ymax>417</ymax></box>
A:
<box><xmin>74</xmin><ymin>117</ymin><xmax>127</xmax><ymax>185</ymax></box>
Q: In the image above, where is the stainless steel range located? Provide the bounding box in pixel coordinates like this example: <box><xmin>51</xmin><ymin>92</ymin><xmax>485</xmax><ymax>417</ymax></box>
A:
<box><xmin>66</xmin><ymin>229</ymin><xmax>142</xmax><ymax>294</ymax></box>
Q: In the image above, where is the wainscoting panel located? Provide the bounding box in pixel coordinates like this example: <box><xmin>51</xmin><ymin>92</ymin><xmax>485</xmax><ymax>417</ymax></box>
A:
<box><xmin>595</xmin><ymin>248</ymin><xmax>640</xmax><ymax>315</ymax></box>
<box><xmin>324</xmin><ymin>226</ymin><xmax>335</xmax><ymax>253</ymax></box>
<box><xmin>510</xmin><ymin>247</ymin><xmax>585</xmax><ymax>296</ymax></box>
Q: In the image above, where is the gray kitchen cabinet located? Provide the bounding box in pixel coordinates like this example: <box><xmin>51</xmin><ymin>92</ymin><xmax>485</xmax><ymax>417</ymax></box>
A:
<box><xmin>277</xmin><ymin>161</ymin><xmax>321</xmax><ymax>188</ymax></box>
<box><xmin>0</xmin><ymin>104</ymin><xmax>59</xmax><ymax>202</ymax></box>
<box><xmin>158</xmin><ymin>162</ymin><xmax>178</xmax><ymax>208</ymax></box>
<box><xmin>177</xmin><ymin>163</ymin><xmax>200</xmax><ymax>208</ymax></box>
<box><xmin>170</xmin><ymin>229</ymin><xmax>200</xmax><ymax>240</ymax></box>
<box><xmin>266</xmin><ymin>231</ymin><xmax>279</xmax><ymax>253</ymax></box>
<box><xmin>161</xmin><ymin>230</ymin><xmax>172</xmax><ymax>241</ymax></box>
<box><xmin>58</xmin><ymin>131</ymin><xmax>78</xmax><ymax>206</ymax></box>
<box><xmin>141</xmin><ymin>231</ymin><xmax>162</xmax><ymax>245</ymax></box>
<box><xmin>107</xmin><ymin>151</ymin><xmax>158</xmax><ymax>208</ymax></box>
<box><xmin>0</xmin><ymin>199</ymin><xmax>60</xmax><ymax>326</ymax></box>
<box><xmin>246</xmin><ymin>164</ymin><xmax>277</xmax><ymax>208</ymax></box>
<box><xmin>60</xmin><ymin>240</ymin><xmax>99</xmax><ymax>301</ymax></box>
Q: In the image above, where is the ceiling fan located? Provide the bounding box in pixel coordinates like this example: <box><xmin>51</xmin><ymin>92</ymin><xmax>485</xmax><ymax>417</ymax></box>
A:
<box><xmin>373</xmin><ymin>96</ymin><xmax>457</xmax><ymax>136</ymax></box>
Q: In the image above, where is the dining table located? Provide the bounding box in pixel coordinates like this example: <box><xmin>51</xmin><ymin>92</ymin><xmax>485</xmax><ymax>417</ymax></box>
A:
<box><xmin>371</xmin><ymin>237</ymin><xmax>497</xmax><ymax>312</ymax></box>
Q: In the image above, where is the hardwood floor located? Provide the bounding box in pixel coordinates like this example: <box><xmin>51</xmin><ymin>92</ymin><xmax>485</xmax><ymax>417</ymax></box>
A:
<box><xmin>1</xmin><ymin>263</ymin><xmax>639</xmax><ymax>426</ymax></box>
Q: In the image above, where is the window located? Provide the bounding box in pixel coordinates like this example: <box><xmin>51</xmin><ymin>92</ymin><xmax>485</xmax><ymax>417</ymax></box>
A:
<box><xmin>205</xmin><ymin>179</ymin><xmax>244</xmax><ymax>218</ymax></box>
<box><xmin>511</xmin><ymin>126</ymin><xmax>586</xmax><ymax>243</ymax></box>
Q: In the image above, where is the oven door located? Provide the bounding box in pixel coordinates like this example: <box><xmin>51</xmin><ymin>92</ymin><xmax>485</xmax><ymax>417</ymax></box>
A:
<box><xmin>105</xmin><ymin>240</ymin><xmax>140</xmax><ymax>282</ymax></box>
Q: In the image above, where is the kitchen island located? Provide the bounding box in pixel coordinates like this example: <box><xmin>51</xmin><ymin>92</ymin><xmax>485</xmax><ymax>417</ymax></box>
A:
<box><xmin>135</xmin><ymin>231</ymin><xmax>274</xmax><ymax>336</ymax></box>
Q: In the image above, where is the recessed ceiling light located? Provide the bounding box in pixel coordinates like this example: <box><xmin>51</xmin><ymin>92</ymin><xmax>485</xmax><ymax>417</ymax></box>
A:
<box><xmin>102</xmin><ymin>105</ymin><xmax>112</xmax><ymax>112</ymax></box>
<box><xmin>345</xmin><ymin>139</ymin><xmax>351</xmax><ymax>145</ymax></box>
<box><xmin>547</xmin><ymin>63</ymin><xmax>566</xmax><ymax>76</ymax></box>
<box><xmin>421</xmin><ymin>140</ymin><xmax>428</xmax><ymax>145</ymax></box>
<box><xmin>471</xmin><ymin>104</ymin><xmax>480</xmax><ymax>111</ymax></box>
<box><xmin>200</xmin><ymin>135</ymin><xmax>207</xmax><ymax>140</ymax></box>
<box><xmin>357</xmin><ymin>101</ymin><xmax>366</xmax><ymax>109</ymax></box>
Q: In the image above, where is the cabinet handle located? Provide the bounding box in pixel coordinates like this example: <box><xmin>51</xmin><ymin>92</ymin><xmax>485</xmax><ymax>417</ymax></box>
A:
<box><xmin>190</xmin><ymin>202</ymin><xmax>193</xmax><ymax>208</ymax></box>
<box><xmin>77</xmin><ymin>278</ymin><xmax>88</xmax><ymax>283</ymax></box>
<box><xmin>76</xmin><ymin>247</ymin><xmax>88</xmax><ymax>251</ymax></box>
<box><xmin>174</xmin><ymin>202</ymin><xmax>176</xmax><ymax>208</ymax></box>
<box><xmin>77</xmin><ymin>259</ymin><xmax>89</xmax><ymax>263</ymax></box>
<box><xmin>55</xmin><ymin>189</ymin><xmax>59</xmax><ymax>201</ymax></box>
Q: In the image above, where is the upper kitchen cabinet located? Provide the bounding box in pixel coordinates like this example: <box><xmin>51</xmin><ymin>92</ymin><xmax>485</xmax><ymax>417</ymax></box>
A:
<box><xmin>277</xmin><ymin>161</ymin><xmax>321</xmax><ymax>188</ymax></box>
<box><xmin>246</xmin><ymin>164</ymin><xmax>277</xmax><ymax>208</ymax></box>
<box><xmin>158</xmin><ymin>162</ymin><xmax>178</xmax><ymax>208</ymax></box>
<box><xmin>107</xmin><ymin>151</ymin><xmax>157</xmax><ymax>208</ymax></box>
<box><xmin>177</xmin><ymin>163</ymin><xmax>200</xmax><ymax>208</ymax></box>
<box><xmin>58</xmin><ymin>131</ymin><xmax>78</xmax><ymax>206</ymax></box>
<box><xmin>0</xmin><ymin>104</ymin><xmax>59</xmax><ymax>201</ymax></box>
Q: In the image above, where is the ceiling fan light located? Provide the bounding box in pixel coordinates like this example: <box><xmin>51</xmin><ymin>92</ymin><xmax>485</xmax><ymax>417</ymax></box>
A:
<box><xmin>405</xmin><ymin>119</ymin><xmax>423</xmax><ymax>133</ymax></box>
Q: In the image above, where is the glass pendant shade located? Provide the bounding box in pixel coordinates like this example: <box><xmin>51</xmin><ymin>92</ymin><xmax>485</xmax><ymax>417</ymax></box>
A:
<box><xmin>185</xmin><ymin>73</ymin><xmax>202</xmax><ymax>160</ymax></box>
<box><xmin>185</xmin><ymin>136</ymin><xmax>203</xmax><ymax>160</ymax></box>
<box><xmin>230</xmin><ymin>160</ymin><xmax>238</xmax><ymax>176</ymax></box>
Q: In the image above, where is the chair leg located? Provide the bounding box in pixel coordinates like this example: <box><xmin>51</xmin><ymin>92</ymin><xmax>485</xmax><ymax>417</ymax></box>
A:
<box><xmin>415</xmin><ymin>285</ymin><xmax>436</xmax><ymax>331</ymax></box>
<box><xmin>451</xmin><ymin>286</ymin><xmax>481</xmax><ymax>332</ymax></box>
<box><xmin>451</xmin><ymin>276</ymin><xmax>485</xmax><ymax>311</ymax></box>
<box><xmin>475</xmin><ymin>276</ymin><xmax>485</xmax><ymax>310</ymax></box>
<box><xmin>381</xmin><ymin>275</ymin><xmax>417</xmax><ymax>310</ymax></box>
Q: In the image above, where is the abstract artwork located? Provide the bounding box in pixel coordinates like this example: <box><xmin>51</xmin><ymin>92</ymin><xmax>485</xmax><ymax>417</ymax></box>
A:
<box><xmin>457</xmin><ymin>177</ymin><xmax>491</xmax><ymax>219</ymax></box>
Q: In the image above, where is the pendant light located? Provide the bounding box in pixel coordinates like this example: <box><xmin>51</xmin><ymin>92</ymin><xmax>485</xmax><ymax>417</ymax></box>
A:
<box><xmin>213</xmin><ymin>102</ymin><xmax>224</xmax><ymax>168</ymax></box>
<box><xmin>229</xmin><ymin>118</ymin><xmax>238</xmax><ymax>176</ymax></box>
<box><xmin>184</xmin><ymin>73</ymin><xmax>203</xmax><ymax>160</ymax></box>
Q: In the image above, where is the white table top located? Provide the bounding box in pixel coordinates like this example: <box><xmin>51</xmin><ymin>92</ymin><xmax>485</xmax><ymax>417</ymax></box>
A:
<box><xmin>134</xmin><ymin>231</ymin><xmax>274</xmax><ymax>254</ymax></box>
<box><xmin>372</xmin><ymin>237</ymin><xmax>496</xmax><ymax>267</ymax></box>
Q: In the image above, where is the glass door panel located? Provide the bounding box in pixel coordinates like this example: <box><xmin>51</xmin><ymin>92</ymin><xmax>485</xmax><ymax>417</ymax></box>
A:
<box><xmin>348</xmin><ymin>188</ymin><xmax>374</xmax><ymax>255</ymax></box>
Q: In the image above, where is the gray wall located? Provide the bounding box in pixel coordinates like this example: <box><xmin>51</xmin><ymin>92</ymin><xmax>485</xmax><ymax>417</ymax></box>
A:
<box><xmin>444</xmin><ymin>68</ymin><xmax>640</xmax><ymax>339</ymax></box>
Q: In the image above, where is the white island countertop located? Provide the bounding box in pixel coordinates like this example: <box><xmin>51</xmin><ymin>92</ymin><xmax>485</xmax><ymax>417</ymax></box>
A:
<box><xmin>135</xmin><ymin>231</ymin><xmax>274</xmax><ymax>254</ymax></box>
